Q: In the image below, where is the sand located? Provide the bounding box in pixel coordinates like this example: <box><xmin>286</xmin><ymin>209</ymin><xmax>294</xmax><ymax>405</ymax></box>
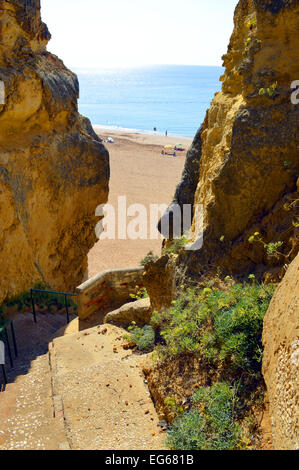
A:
<box><xmin>87</xmin><ymin>128</ymin><xmax>192</xmax><ymax>279</ymax></box>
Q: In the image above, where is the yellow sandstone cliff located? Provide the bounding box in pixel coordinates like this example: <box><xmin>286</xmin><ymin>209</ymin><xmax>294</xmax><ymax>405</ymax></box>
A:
<box><xmin>145</xmin><ymin>0</ymin><xmax>299</xmax><ymax>305</ymax></box>
<box><xmin>262</xmin><ymin>253</ymin><xmax>299</xmax><ymax>450</ymax></box>
<box><xmin>0</xmin><ymin>0</ymin><xmax>109</xmax><ymax>302</ymax></box>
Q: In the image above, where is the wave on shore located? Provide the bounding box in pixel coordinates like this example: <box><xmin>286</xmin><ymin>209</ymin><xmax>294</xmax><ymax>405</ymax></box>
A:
<box><xmin>93</xmin><ymin>124</ymin><xmax>192</xmax><ymax>140</ymax></box>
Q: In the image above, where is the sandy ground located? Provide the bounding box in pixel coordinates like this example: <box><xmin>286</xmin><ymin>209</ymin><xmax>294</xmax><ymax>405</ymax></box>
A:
<box><xmin>87</xmin><ymin>129</ymin><xmax>192</xmax><ymax>279</ymax></box>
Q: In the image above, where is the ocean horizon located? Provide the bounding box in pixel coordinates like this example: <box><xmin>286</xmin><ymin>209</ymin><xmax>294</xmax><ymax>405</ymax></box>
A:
<box><xmin>76</xmin><ymin>65</ymin><xmax>224</xmax><ymax>139</ymax></box>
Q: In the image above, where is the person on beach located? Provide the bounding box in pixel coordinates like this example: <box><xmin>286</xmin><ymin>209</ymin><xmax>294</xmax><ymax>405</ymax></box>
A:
<box><xmin>165</xmin><ymin>130</ymin><xmax>168</xmax><ymax>136</ymax></box>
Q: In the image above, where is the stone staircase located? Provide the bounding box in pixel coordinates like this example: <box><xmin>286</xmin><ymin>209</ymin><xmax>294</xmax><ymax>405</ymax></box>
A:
<box><xmin>0</xmin><ymin>312</ymin><xmax>164</xmax><ymax>450</ymax></box>
<box><xmin>49</xmin><ymin>324</ymin><xmax>164</xmax><ymax>450</ymax></box>
<box><xmin>0</xmin><ymin>312</ymin><xmax>75</xmax><ymax>450</ymax></box>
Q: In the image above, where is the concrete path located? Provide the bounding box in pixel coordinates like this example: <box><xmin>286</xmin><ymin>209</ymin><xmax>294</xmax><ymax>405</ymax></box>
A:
<box><xmin>50</xmin><ymin>324</ymin><xmax>164</xmax><ymax>450</ymax></box>
<box><xmin>0</xmin><ymin>314</ymin><xmax>165</xmax><ymax>450</ymax></box>
<box><xmin>0</xmin><ymin>312</ymin><xmax>75</xmax><ymax>450</ymax></box>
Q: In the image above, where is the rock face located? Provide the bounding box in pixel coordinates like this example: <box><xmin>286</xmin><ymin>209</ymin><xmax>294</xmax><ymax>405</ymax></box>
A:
<box><xmin>0</xmin><ymin>0</ymin><xmax>109</xmax><ymax>302</ymax></box>
<box><xmin>262</xmin><ymin>253</ymin><xmax>299</xmax><ymax>450</ymax></box>
<box><xmin>146</xmin><ymin>0</ymin><xmax>299</xmax><ymax>298</ymax></box>
<box><xmin>143</xmin><ymin>255</ymin><xmax>177</xmax><ymax>312</ymax></box>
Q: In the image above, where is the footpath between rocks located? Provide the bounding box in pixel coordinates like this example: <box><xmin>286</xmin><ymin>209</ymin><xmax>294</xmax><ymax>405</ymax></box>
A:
<box><xmin>0</xmin><ymin>313</ymin><xmax>165</xmax><ymax>450</ymax></box>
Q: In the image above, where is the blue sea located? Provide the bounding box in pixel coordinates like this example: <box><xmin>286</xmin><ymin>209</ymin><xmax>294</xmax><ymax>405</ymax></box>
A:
<box><xmin>75</xmin><ymin>65</ymin><xmax>224</xmax><ymax>139</ymax></box>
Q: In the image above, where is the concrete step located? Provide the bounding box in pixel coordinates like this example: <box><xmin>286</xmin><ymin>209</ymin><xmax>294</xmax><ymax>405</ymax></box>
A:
<box><xmin>52</xmin><ymin>357</ymin><xmax>163</xmax><ymax>450</ymax></box>
<box><xmin>50</xmin><ymin>324</ymin><xmax>133</xmax><ymax>377</ymax></box>
<box><xmin>1</xmin><ymin>315</ymin><xmax>164</xmax><ymax>450</ymax></box>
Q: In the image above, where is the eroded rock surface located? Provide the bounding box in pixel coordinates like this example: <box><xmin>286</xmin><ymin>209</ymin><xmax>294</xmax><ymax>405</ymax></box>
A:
<box><xmin>104</xmin><ymin>297</ymin><xmax>152</xmax><ymax>327</ymax></box>
<box><xmin>0</xmin><ymin>1</ymin><xmax>109</xmax><ymax>301</ymax></box>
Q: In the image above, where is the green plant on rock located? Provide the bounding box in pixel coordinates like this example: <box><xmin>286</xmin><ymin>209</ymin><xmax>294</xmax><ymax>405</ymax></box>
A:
<box><xmin>0</xmin><ymin>283</ymin><xmax>78</xmax><ymax>315</ymax></box>
<box><xmin>164</xmin><ymin>396</ymin><xmax>184</xmax><ymax>418</ymax></box>
<box><xmin>129</xmin><ymin>286</ymin><xmax>148</xmax><ymax>301</ymax></box>
<box><xmin>151</xmin><ymin>282</ymin><xmax>275</xmax><ymax>373</ymax></box>
<box><xmin>140</xmin><ymin>251</ymin><xmax>159</xmax><ymax>266</ymax></box>
<box><xmin>283</xmin><ymin>198</ymin><xmax>299</xmax><ymax>228</ymax></box>
<box><xmin>162</xmin><ymin>235</ymin><xmax>190</xmax><ymax>255</ymax></box>
<box><xmin>266</xmin><ymin>241</ymin><xmax>284</xmax><ymax>257</ymax></box>
<box><xmin>151</xmin><ymin>279</ymin><xmax>276</xmax><ymax>451</ymax></box>
<box><xmin>166</xmin><ymin>409</ymin><xmax>205</xmax><ymax>450</ymax></box>
<box><xmin>258</xmin><ymin>82</ymin><xmax>278</xmax><ymax>98</ymax></box>
<box><xmin>246</xmin><ymin>17</ymin><xmax>257</xmax><ymax>29</ymax></box>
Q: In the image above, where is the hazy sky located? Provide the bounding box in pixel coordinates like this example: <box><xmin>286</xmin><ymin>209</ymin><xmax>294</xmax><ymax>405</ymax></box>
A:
<box><xmin>42</xmin><ymin>0</ymin><xmax>239</xmax><ymax>69</ymax></box>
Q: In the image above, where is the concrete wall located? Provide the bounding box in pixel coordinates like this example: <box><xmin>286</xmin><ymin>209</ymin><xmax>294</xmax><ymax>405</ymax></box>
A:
<box><xmin>76</xmin><ymin>267</ymin><xmax>145</xmax><ymax>320</ymax></box>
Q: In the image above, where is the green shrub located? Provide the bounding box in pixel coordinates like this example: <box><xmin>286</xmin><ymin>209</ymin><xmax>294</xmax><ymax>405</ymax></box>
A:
<box><xmin>127</xmin><ymin>324</ymin><xmax>155</xmax><ymax>352</ymax></box>
<box><xmin>153</xmin><ymin>282</ymin><xmax>275</xmax><ymax>450</ymax></box>
<box><xmin>258</xmin><ymin>82</ymin><xmax>278</xmax><ymax>98</ymax></box>
<box><xmin>248</xmin><ymin>232</ymin><xmax>284</xmax><ymax>259</ymax></box>
<box><xmin>164</xmin><ymin>396</ymin><xmax>184</xmax><ymax>417</ymax></box>
<box><xmin>152</xmin><ymin>282</ymin><xmax>275</xmax><ymax>373</ymax></box>
<box><xmin>166</xmin><ymin>409</ymin><xmax>205</xmax><ymax>450</ymax></box>
<box><xmin>129</xmin><ymin>286</ymin><xmax>149</xmax><ymax>301</ymax></box>
<box><xmin>167</xmin><ymin>382</ymin><xmax>242</xmax><ymax>450</ymax></box>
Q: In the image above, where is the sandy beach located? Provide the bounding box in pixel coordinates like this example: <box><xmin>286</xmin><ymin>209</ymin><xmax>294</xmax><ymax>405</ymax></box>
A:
<box><xmin>87</xmin><ymin>128</ymin><xmax>192</xmax><ymax>278</ymax></box>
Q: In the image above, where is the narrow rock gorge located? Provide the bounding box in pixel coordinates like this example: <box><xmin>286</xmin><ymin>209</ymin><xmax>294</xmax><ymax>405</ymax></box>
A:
<box><xmin>0</xmin><ymin>0</ymin><xmax>298</xmax><ymax>452</ymax></box>
<box><xmin>0</xmin><ymin>0</ymin><xmax>109</xmax><ymax>302</ymax></box>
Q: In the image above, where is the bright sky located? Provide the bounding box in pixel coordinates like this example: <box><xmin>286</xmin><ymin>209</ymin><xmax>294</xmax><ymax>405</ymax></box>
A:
<box><xmin>42</xmin><ymin>0</ymin><xmax>239</xmax><ymax>69</ymax></box>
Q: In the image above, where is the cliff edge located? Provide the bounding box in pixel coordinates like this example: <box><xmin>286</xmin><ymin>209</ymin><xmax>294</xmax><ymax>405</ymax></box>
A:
<box><xmin>0</xmin><ymin>0</ymin><xmax>109</xmax><ymax>302</ymax></box>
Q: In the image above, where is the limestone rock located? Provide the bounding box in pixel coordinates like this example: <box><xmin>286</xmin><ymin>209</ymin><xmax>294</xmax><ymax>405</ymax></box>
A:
<box><xmin>104</xmin><ymin>298</ymin><xmax>152</xmax><ymax>327</ymax></box>
<box><xmin>143</xmin><ymin>255</ymin><xmax>177</xmax><ymax>312</ymax></box>
<box><xmin>0</xmin><ymin>1</ymin><xmax>109</xmax><ymax>302</ymax></box>
<box><xmin>262</xmin><ymin>254</ymin><xmax>299</xmax><ymax>450</ymax></box>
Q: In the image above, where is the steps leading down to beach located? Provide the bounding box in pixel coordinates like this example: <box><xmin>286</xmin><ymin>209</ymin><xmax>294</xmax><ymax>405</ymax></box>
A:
<box><xmin>0</xmin><ymin>313</ymin><xmax>164</xmax><ymax>450</ymax></box>
<box><xmin>0</xmin><ymin>313</ymin><xmax>75</xmax><ymax>450</ymax></box>
<box><xmin>50</xmin><ymin>324</ymin><xmax>164</xmax><ymax>450</ymax></box>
